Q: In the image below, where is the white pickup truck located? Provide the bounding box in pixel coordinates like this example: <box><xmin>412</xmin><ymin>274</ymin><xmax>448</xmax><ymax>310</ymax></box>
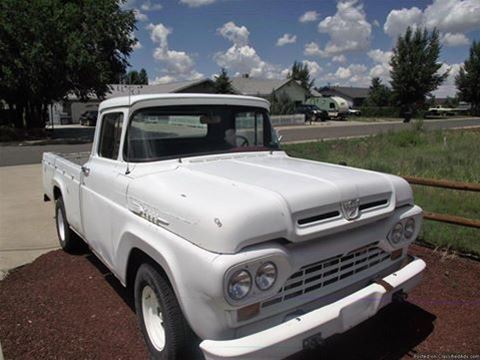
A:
<box><xmin>42</xmin><ymin>94</ymin><xmax>425</xmax><ymax>360</ymax></box>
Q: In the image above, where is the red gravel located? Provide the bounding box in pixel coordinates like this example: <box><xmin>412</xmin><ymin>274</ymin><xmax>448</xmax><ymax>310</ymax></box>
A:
<box><xmin>1</xmin><ymin>245</ymin><xmax>479</xmax><ymax>359</ymax></box>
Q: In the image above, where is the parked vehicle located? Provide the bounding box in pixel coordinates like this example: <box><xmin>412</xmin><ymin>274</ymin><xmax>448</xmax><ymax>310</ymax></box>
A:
<box><xmin>307</xmin><ymin>96</ymin><xmax>349</xmax><ymax>120</ymax></box>
<box><xmin>348</xmin><ymin>107</ymin><xmax>362</xmax><ymax>116</ymax></box>
<box><xmin>43</xmin><ymin>94</ymin><xmax>425</xmax><ymax>360</ymax></box>
<box><xmin>424</xmin><ymin>104</ymin><xmax>470</xmax><ymax>118</ymax></box>
<box><xmin>294</xmin><ymin>104</ymin><xmax>327</xmax><ymax>122</ymax></box>
<box><xmin>79</xmin><ymin>110</ymin><xmax>98</xmax><ymax>126</ymax></box>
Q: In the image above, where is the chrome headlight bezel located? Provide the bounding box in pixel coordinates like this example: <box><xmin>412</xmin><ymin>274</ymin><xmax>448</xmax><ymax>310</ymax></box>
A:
<box><xmin>389</xmin><ymin>221</ymin><xmax>404</xmax><ymax>245</ymax></box>
<box><xmin>255</xmin><ymin>262</ymin><xmax>277</xmax><ymax>291</ymax></box>
<box><xmin>227</xmin><ymin>269</ymin><xmax>252</xmax><ymax>301</ymax></box>
<box><xmin>404</xmin><ymin>218</ymin><xmax>415</xmax><ymax>239</ymax></box>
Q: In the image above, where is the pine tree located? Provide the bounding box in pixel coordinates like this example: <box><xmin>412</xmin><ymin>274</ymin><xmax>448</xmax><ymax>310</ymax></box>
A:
<box><xmin>287</xmin><ymin>61</ymin><xmax>314</xmax><ymax>91</ymax></box>
<box><xmin>366</xmin><ymin>77</ymin><xmax>392</xmax><ymax>107</ymax></box>
<box><xmin>214</xmin><ymin>68</ymin><xmax>235</xmax><ymax>94</ymax></box>
<box><xmin>390</xmin><ymin>27</ymin><xmax>448</xmax><ymax>122</ymax></box>
<box><xmin>455</xmin><ymin>41</ymin><xmax>480</xmax><ymax>115</ymax></box>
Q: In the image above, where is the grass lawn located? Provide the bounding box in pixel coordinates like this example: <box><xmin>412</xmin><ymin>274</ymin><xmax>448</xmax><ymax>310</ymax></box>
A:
<box><xmin>283</xmin><ymin>127</ymin><xmax>480</xmax><ymax>257</ymax></box>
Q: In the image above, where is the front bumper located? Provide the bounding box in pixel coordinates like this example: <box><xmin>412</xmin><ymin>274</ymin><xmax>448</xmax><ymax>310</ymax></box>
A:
<box><xmin>200</xmin><ymin>257</ymin><xmax>425</xmax><ymax>360</ymax></box>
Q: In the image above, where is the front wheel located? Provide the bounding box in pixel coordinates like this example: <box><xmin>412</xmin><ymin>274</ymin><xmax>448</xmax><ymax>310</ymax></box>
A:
<box><xmin>134</xmin><ymin>263</ymin><xmax>194</xmax><ymax>359</ymax></box>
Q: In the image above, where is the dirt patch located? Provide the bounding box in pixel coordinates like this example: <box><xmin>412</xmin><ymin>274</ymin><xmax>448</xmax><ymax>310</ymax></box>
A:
<box><xmin>1</xmin><ymin>245</ymin><xmax>479</xmax><ymax>359</ymax></box>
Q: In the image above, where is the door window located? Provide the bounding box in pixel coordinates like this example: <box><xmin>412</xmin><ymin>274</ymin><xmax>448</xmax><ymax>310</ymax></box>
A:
<box><xmin>98</xmin><ymin>113</ymin><xmax>124</xmax><ymax>159</ymax></box>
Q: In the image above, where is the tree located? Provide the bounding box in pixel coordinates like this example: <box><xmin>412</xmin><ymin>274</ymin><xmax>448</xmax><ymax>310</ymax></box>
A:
<box><xmin>365</xmin><ymin>77</ymin><xmax>392</xmax><ymax>107</ymax></box>
<box><xmin>455</xmin><ymin>41</ymin><xmax>480</xmax><ymax>115</ymax></box>
<box><xmin>0</xmin><ymin>0</ymin><xmax>136</xmax><ymax>129</ymax></box>
<box><xmin>123</xmin><ymin>68</ymin><xmax>149</xmax><ymax>84</ymax></box>
<box><xmin>268</xmin><ymin>92</ymin><xmax>295</xmax><ymax>115</ymax></box>
<box><xmin>214</xmin><ymin>68</ymin><xmax>235</xmax><ymax>94</ymax></box>
<box><xmin>390</xmin><ymin>27</ymin><xmax>448</xmax><ymax>122</ymax></box>
<box><xmin>287</xmin><ymin>61</ymin><xmax>314</xmax><ymax>91</ymax></box>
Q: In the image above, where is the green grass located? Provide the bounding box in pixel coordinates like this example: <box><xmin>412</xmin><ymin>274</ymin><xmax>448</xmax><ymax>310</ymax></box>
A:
<box><xmin>283</xmin><ymin>127</ymin><xmax>480</xmax><ymax>257</ymax></box>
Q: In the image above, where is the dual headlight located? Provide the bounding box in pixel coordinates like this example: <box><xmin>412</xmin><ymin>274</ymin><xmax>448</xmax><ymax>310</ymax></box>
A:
<box><xmin>389</xmin><ymin>217</ymin><xmax>415</xmax><ymax>245</ymax></box>
<box><xmin>227</xmin><ymin>262</ymin><xmax>277</xmax><ymax>301</ymax></box>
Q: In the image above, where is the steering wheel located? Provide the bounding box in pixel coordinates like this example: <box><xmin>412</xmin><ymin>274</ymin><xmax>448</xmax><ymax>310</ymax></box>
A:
<box><xmin>235</xmin><ymin>135</ymin><xmax>250</xmax><ymax>147</ymax></box>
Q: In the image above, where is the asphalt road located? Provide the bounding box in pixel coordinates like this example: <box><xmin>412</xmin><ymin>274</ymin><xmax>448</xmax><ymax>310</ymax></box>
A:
<box><xmin>1</xmin><ymin>118</ymin><xmax>479</xmax><ymax>167</ymax></box>
<box><xmin>277</xmin><ymin>117</ymin><xmax>480</xmax><ymax>143</ymax></box>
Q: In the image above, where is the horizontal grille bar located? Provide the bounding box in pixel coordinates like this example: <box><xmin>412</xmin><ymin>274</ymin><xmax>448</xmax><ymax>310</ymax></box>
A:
<box><xmin>262</xmin><ymin>242</ymin><xmax>392</xmax><ymax>308</ymax></box>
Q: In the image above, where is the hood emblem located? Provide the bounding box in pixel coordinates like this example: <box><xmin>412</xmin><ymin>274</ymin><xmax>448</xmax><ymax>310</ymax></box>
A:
<box><xmin>341</xmin><ymin>198</ymin><xmax>360</xmax><ymax>220</ymax></box>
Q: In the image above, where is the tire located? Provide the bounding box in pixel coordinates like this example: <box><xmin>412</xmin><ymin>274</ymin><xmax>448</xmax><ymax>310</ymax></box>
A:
<box><xmin>134</xmin><ymin>263</ymin><xmax>195</xmax><ymax>359</ymax></box>
<box><xmin>55</xmin><ymin>197</ymin><xmax>82</xmax><ymax>253</ymax></box>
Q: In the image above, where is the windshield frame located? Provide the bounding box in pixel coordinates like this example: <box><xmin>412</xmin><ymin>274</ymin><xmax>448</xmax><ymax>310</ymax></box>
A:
<box><xmin>123</xmin><ymin>104</ymin><xmax>280</xmax><ymax>163</ymax></box>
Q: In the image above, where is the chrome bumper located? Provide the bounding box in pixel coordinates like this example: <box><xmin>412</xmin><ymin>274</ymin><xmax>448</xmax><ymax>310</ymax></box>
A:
<box><xmin>200</xmin><ymin>257</ymin><xmax>426</xmax><ymax>360</ymax></box>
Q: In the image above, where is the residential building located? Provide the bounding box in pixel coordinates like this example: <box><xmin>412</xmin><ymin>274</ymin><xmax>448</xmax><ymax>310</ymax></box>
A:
<box><xmin>230</xmin><ymin>76</ymin><xmax>310</xmax><ymax>105</ymax></box>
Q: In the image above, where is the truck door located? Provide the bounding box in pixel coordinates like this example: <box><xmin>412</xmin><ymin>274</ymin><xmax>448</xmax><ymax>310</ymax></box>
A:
<box><xmin>80</xmin><ymin>111</ymin><xmax>125</xmax><ymax>267</ymax></box>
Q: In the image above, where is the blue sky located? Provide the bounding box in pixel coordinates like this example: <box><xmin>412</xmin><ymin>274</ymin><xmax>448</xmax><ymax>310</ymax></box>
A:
<box><xmin>125</xmin><ymin>0</ymin><xmax>480</xmax><ymax>97</ymax></box>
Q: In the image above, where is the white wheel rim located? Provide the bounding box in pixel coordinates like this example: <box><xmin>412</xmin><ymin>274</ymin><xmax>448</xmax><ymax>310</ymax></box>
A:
<box><xmin>142</xmin><ymin>285</ymin><xmax>166</xmax><ymax>351</ymax></box>
<box><xmin>57</xmin><ymin>209</ymin><xmax>66</xmax><ymax>243</ymax></box>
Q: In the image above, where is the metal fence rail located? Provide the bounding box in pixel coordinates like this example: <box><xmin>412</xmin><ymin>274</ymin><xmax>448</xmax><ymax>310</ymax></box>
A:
<box><xmin>403</xmin><ymin>176</ymin><xmax>480</xmax><ymax>229</ymax></box>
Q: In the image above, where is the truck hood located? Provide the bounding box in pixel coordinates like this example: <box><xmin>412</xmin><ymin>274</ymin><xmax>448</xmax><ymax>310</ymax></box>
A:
<box><xmin>126</xmin><ymin>152</ymin><xmax>413</xmax><ymax>254</ymax></box>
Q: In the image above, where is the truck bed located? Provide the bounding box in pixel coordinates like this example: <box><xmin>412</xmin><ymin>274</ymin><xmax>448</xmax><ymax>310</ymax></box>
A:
<box><xmin>42</xmin><ymin>151</ymin><xmax>90</xmax><ymax>235</ymax></box>
<box><xmin>53</xmin><ymin>151</ymin><xmax>90</xmax><ymax>166</ymax></box>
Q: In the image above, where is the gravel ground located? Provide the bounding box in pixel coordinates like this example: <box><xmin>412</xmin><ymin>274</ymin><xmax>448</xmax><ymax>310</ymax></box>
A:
<box><xmin>1</xmin><ymin>244</ymin><xmax>479</xmax><ymax>359</ymax></box>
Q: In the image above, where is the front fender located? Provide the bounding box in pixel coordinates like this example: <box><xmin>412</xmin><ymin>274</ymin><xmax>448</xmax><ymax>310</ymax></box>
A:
<box><xmin>114</xmin><ymin>213</ymin><xmax>232</xmax><ymax>339</ymax></box>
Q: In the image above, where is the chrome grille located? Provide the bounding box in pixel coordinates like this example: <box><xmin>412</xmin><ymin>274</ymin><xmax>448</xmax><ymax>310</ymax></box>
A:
<box><xmin>262</xmin><ymin>242</ymin><xmax>391</xmax><ymax>308</ymax></box>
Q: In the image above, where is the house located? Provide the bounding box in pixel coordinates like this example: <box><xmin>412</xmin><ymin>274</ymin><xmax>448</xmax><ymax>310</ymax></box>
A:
<box><xmin>316</xmin><ymin>86</ymin><xmax>370</xmax><ymax>107</ymax></box>
<box><xmin>52</xmin><ymin>79</ymin><xmax>216</xmax><ymax>124</ymax></box>
<box><xmin>230</xmin><ymin>76</ymin><xmax>310</xmax><ymax>105</ymax></box>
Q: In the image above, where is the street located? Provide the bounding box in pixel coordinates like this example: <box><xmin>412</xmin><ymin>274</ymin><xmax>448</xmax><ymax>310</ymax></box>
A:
<box><xmin>1</xmin><ymin>117</ymin><xmax>479</xmax><ymax>167</ymax></box>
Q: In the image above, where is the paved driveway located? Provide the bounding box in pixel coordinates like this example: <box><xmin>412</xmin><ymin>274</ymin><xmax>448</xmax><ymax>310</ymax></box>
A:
<box><xmin>0</xmin><ymin>164</ymin><xmax>58</xmax><ymax>277</ymax></box>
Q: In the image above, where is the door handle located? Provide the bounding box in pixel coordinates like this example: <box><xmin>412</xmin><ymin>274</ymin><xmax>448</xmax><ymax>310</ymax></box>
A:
<box><xmin>81</xmin><ymin>166</ymin><xmax>90</xmax><ymax>176</ymax></box>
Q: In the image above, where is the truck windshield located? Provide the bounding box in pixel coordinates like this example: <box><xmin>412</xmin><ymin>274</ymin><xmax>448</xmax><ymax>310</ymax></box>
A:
<box><xmin>124</xmin><ymin>105</ymin><xmax>279</xmax><ymax>162</ymax></box>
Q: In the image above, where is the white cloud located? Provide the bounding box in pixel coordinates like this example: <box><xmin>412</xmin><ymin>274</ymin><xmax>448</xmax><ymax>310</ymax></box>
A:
<box><xmin>335</xmin><ymin>64</ymin><xmax>367</xmax><ymax>79</ymax></box>
<box><xmin>141</xmin><ymin>1</ymin><xmax>162</xmax><ymax>11</ymax></box>
<box><xmin>384</xmin><ymin>0</ymin><xmax>480</xmax><ymax>39</ymax></box>
<box><xmin>316</xmin><ymin>0</ymin><xmax>372</xmax><ymax>57</ymax></box>
<box><xmin>152</xmin><ymin>75</ymin><xmax>176</xmax><ymax>84</ymax></box>
<box><xmin>423</xmin><ymin>0</ymin><xmax>480</xmax><ymax>34</ymax></box>
<box><xmin>384</xmin><ymin>7</ymin><xmax>423</xmax><ymax>38</ymax></box>
<box><xmin>433</xmin><ymin>62</ymin><xmax>462</xmax><ymax>97</ymax></box>
<box><xmin>180</xmin><ymin>0</ymin><xmax>215</xmax><ymax>7</ymax></box>
<box><xmin>332</xmin><ymin>54</ymin><xmax>347</xmax><ymax>64</ymax></box>
<box><xmin>319</xmin><ymin>63</ymin><xmax>369</xmax><ymax>87</ymax></box>
<box><xmin>133</xmin><ymin>9</ymin><xmax>149</xmax><ymax>22</ymax></box>
<box><xmin>299</xmin><ymin>10</ymin><xmax>319</xmax><ymax>23</ymax></box>
<box><xmin>147</xmin><ymin>23</ymin><xmax>203</xmax><ymax>83</ymax></box>
<box><xmin>148</xmin><ymin>23</ymin><xmax>171</xmax><ymax>48</ymax></box>
<box><xmin>373</xmin><ymin>19</ymin><xmax>380</xmax><ymax>27</ymax></box>
<box><xmin>281</xmin><ymin>68</ymin><xmax>290</xmax><ymax>78</ymax></box>
<box><xmin>367</xmin><ymin>49</ymin><xmax>393</xmax><ymax>82</ymax></box>
<box><xmin>441</xmin><ymin>32</ymin><xmax>470</xmax><ymax>47</ymax></box>
<box><xmin>303</xmin><ymin>60</ymin><xmax>322</xmax><ymax>78</ymax></box>
<box><xmin>276</xmin><ymin>33</ymin><xmax>297</xmax><ymax>47</ymax></box>
<box><xmin>215</xmin><ymin>22</ymin><xmax>283</xmax><ymax>79</ymax></box>
<box><xmin>217</xmin><ymin>21</ymin><xmax>250</xmax><ymax>46</ymax></box>
<box><xmin>133</xmin><ymin>40</ymin><xmax>143</xmax><ymax>50</ymax></box>
<box><xmin>304</xmin><ymin>42</ymin><xmax>324</xmax><ymax>57</ymax></box>
<box><xmin>367</xmin><ymin>49</ymin><xmax>393</xmax><ymax>64</ymax></box>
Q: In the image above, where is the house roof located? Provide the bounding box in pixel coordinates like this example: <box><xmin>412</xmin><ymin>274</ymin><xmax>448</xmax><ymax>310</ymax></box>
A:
<box><xmin>67</xmin><ymin>79</ymin><xmax>214</xmax><ymax>100</ymax></box>
<box><xmin>317</xmin><ymin>86</ymin><xmax>369</xmax><ymax>99</ymax></box>
<box><xmin>230</xmin><ymin>77</ymin><xmax>298</xmax><ymax>96</ymax></box>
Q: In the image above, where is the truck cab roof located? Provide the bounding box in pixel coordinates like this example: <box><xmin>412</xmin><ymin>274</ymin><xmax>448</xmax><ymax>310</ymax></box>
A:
<box><xmin>98</xmin><ymin>93</ymin><xmax>271</xmax><ymax>113</ymax></box>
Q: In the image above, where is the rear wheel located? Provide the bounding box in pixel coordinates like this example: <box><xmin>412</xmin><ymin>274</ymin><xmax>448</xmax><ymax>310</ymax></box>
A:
<box><xmin>55</xmin><ymin>197</ymin><xmax>82</xmax><ymax>253</ymax></box>
<box><xmin>134</xmin><ymin>263</ymin><xmax>195</xmax><ymax>359</ymax></box>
